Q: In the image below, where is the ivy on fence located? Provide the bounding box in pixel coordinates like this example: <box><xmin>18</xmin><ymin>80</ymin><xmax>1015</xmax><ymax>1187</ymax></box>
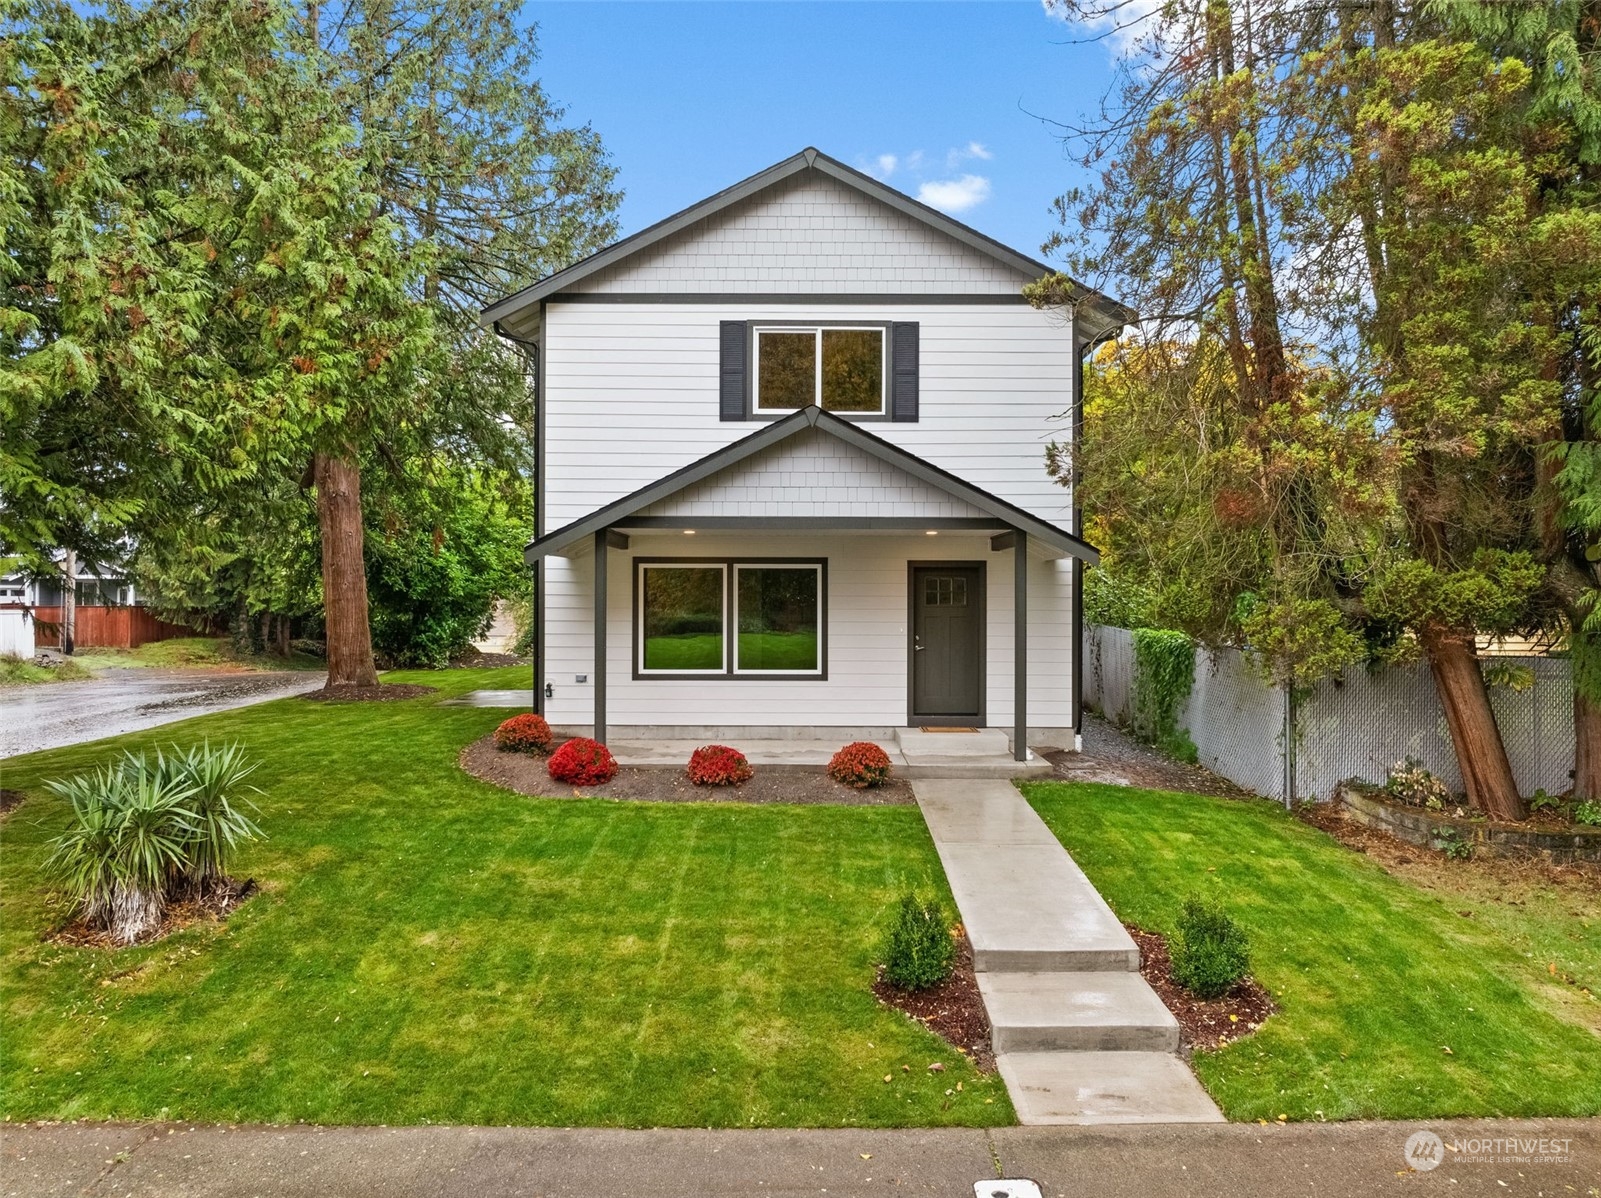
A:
<box><xmin>1131</xmin><ymin>628</ymin><xmax>1198</xmax><ymax>762</ymax></box>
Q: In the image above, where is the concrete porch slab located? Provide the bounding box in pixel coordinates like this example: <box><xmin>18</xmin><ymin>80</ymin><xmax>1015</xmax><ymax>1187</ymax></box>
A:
<box><xmin>894</xmin><ymin>727</ymin><xmax>1011</xmax><ymax>756</ymax></box>
<box><xmin>996</xmin><ymin>1051</ymin><xmax>1224</xmax><ymax>1125</ymax></box>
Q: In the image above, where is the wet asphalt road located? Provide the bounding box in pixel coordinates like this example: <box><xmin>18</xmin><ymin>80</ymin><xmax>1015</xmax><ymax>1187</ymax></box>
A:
<box><xmin>2</xmin><ymin>668</ymin><xmax>325</xmax><ymax>758</ymax></box>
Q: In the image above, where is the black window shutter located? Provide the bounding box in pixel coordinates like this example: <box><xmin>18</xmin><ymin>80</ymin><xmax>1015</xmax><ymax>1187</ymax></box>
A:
<box><xmin>891</xmin><ymin>322</ymin><xmax>919</xmax><ymax>422</ymax></box>
<box><xmin>719</xmin><ymin>321</ymin><xmax>747</xmax><ymax>421</ymax></box>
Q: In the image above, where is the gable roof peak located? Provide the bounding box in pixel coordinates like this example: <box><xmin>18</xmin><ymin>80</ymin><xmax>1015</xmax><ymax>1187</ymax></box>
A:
<box><xmin>481</xmin><ymin>147</ymin><xmax>1128</xmax><ymax>333</ymax></box>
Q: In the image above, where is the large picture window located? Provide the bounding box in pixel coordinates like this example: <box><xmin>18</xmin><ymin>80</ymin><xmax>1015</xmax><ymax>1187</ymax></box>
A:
<box><xmin>636</xmin><ymin>559</ymin><xmax>826</xmax><ymax>678</ymax></box>
<box><xmin>754</xmin><ymin>326</ymin><xmax>885</xmax><ymax>415</ymax></box>
<box><xmin>639</xmin><ymin>564</ymin><xmax>726</xmax><ymax>673</ymax></box>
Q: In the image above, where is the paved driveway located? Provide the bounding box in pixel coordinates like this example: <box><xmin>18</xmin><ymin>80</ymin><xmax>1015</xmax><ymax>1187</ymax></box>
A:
<box><xmin>3</xmin><ymin>669</ymin><xmax>324</xmax><ymax>758</ymax></box>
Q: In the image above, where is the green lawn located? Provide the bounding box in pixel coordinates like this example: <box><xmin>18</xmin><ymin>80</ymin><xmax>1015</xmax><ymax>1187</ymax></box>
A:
<box><xmin>0</xmin><ymin>667</ymin><xmax>1010</xmax><ymax>1127</ymax></box>
<box><xmin>0</xmin><ymin>654</ymin><xmax>93</xmax><ymax>685</ymax></box>
<box><xmin>1022</xmin><ymin>781</ymin><xmax>1601</xmax><ymax>1121</ymax></box>
<box><xmin>76</xmin><ymin>636</ymin><xmax>325</xmax><ymax>672</ymax></box>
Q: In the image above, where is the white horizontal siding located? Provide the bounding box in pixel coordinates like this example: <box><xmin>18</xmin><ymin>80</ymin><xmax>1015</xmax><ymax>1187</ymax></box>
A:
<box><xmin>542</xmin><ymin>533</ymin><xmax>1073</xmax><ymax>732</ymax></box>
<box><xmin>636</xmin><ymin>429</ymin><xmax>990</xmax><ymax>520</ymax></box>
<box><xmin>543</xmin><ymin>302</ymin><xmax>1077</xmax><ymax>529</ymax></box>
<box><xmin>573</xmin><ymin>173</ymin><xmax>1029</xmax><ymax>295</ymax></box>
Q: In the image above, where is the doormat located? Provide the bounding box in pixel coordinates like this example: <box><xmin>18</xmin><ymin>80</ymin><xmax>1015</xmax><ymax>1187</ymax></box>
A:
<box><xmin>920</xmin><ymin>726</ymin><xmax>979</xmax><ymax>733</ymax></box>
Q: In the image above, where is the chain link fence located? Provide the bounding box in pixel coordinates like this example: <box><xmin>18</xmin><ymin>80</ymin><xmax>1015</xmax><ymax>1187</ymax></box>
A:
<box><xmin>1084</xmin><ymin>624</ymin><xmax>1576</xmax><ymax>804</ymax></box>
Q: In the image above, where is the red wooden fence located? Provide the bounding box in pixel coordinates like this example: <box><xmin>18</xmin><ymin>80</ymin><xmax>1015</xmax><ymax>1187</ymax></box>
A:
<box><xmin>31</xmin><ymin>606</ymin><xmax>209</xmax><ymax>650</ymax></box>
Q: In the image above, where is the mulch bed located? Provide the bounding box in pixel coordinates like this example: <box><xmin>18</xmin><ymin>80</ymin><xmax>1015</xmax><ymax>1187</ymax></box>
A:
<box><xmin>49</xmin><ymin>877</ymin><xmax>258</xmax><ymax>949</ymax></box>
<box><xmin>447</xmin><ymin>651</ymin><xmax>529</xmax><ymax>669</ymax></box>
<box><xmin>1127</xmin><ymin>925</ymin><xmax>1275</xmax><ymax>1053</ymax></box>
<box><xmin>873</xmin><ymin>931</ymin><xmax>996</xmax><ymax>1073</ymax></box>
<box><xmin>458</xmin><ymin>735</ymin><xmax>916</xmax><ymax>806</ymax></box>
<box><xmin>0</xmin><ymin>788</ymin><xmax>27</xmax><ymax>817</ymax></box>
<box><xmin>300</xmin><ymin>682</ymin><xmax>438</xmax><ymax>703</ymax></box>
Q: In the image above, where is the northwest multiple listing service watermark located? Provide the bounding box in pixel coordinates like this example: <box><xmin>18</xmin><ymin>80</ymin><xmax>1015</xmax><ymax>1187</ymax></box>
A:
<box><xmin>1405</xmin><ymin>1130</ymin><xmax>1576</xmax><ymax>1172</ymax></box>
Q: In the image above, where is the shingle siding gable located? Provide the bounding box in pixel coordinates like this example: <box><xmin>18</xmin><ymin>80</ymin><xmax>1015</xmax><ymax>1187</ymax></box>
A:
<box><xmin>570</xmin><ymin>173</ymin><xmax>1029</xmax><ymax>295</ymax></box>
<box><xmin>635</xmin><ymin>428</ymin><xmax>992</xmax><ymax>520</ymax></box>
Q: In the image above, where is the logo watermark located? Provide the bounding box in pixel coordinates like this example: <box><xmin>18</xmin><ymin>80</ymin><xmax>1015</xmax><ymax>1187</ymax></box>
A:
<box><xmin>1404</xmin><ymin>1130</ymin><xmax>1576</xmax><ymax>1172</ymax></box>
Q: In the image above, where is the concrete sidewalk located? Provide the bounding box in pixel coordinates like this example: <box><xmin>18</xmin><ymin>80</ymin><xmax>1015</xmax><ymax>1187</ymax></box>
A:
<box><xmin>5</xmin><ymin>1119</ymin><xmax>1597</xmax><ymax>1197</ymax></box>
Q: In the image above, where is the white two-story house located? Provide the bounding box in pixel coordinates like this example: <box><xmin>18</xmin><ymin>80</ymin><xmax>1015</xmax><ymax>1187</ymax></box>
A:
<box><xmin>482</xmin><ymin>149</ymin><xmax>1126</xmax><ymax>761</ymax></box>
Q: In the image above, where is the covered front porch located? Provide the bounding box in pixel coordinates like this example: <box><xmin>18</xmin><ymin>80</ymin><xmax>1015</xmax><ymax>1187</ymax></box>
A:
<box><xmin>524</xmin><ymin>408</ymin><xmax>1100</xmax><ymax>763</ymax></box>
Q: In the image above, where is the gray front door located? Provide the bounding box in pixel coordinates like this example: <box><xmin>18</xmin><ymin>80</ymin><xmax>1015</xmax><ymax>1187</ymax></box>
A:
<box><xmin>910</xmin><ymin>565</ymin><xmax>984</xmax><ymax>722</ymax></box>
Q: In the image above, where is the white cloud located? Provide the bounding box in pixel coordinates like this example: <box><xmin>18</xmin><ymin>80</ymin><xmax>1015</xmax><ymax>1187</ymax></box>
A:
<box><xmin>948</xmin><ymin>141</ymin><xmax>992</xmax><ymax>168</ymax></box>
<box><xmin>917</xmin><ymin>174</ymin><xmax>992</xmax><ymax>213</ymax></box>
<box><xmin>1040</xmin><ymin>0</ymin><xmax>1168</xmax><ymax>59</ymax></box>
<box><xmin>875</xmin><ymin>153</ymin><xmax>898</xmax><ymax>178</ymax></box>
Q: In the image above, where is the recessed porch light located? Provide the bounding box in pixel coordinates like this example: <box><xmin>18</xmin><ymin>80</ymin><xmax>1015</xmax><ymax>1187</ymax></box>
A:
<box><xmin>683</xmin><ymin>529</ymin><xmax>696</xmax><ymax>535</ymax></box>
<box><xmin>925</xmin><ymin>530</ymin><xmax>939</xmax><ymax>536</ymax></box>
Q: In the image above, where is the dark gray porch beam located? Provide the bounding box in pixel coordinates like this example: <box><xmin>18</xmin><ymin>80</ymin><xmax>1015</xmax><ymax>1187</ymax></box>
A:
<box><xmin>605</xmin><ymin>529</ymin><xmax>631</xmax><ymax>550</ymax></box>
<box><xmin>1015</xmin><ymin>532</ymin><xmax>1028</xmax><ymax>763</ymax></box>
<box><xmin>990</xmin><ymin>531</ymin><xmax>1016</xmax><ymax>552</ymax></box>
<box><xmin>593</xmin><ymin>529</ymin><xmax>607</xmax><ymax>746</ymax></box>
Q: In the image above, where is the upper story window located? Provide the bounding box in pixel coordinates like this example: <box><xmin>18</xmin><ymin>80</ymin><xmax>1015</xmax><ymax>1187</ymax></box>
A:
<box><xmin>753</xmin><ymin>325</ymin><xmax>886</xmax><ymax>415</ymax></box>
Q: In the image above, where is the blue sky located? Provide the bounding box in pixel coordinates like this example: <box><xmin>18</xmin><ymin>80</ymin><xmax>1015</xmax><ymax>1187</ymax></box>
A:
<box><xmin>528</xmin><ymin>1</ymin><xmax>1120</xmax><ymax>262</ymax></box>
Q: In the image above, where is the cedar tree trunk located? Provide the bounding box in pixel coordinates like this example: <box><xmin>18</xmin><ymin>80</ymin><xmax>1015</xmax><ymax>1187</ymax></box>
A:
<box><xmin>1420</xmin><ymin>627</ymin><xmax>1525</xmax><ymax>820</ymax></box>
<box><xmin>314</xmin><ymin>452</ymin><xmax>379</xmax><ymax>689</ymax></box>
<box><xmin>1576</xmin><ymin>687</ymin><xmax>1601</xmax><ymax>803</ymax></box>
<box><xmin>61</xmin><ymin>548</ymin><xmax>76</xmax><ymax>655</ymax></box>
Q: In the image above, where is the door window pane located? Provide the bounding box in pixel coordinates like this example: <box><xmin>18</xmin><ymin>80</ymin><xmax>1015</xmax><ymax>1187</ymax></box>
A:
<box><xmin>821</xmin><ymin>328</ymin><xmax>884</xmax><ymax>412</ymax></box>
<box><xmin>736</xmin><ymin>566</ymin><xmax>820</xmax><ymax>672</ymax></box>
<box><xmin>756</xmin><ymin>331</ymin><xmax>816</xmax><ymax>410</ymax></box>
<box><xmin>641</xmin><ymin>566</ymin><xmax>725</xmax><ymax>671</ymax></box>
<box><xmin>924</xmin><ymin>576</ymin><xmax>967</xmax><ymax>607</ymax></box>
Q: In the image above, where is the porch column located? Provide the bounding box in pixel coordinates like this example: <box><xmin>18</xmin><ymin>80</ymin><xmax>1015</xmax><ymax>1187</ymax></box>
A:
<box><xmin>593</xmin><ymin>529</ymin><xmax>607</xmax><ymax>745</ymax></box>
<box><xmin>1014</xmin><ymin>531</ymin><xmax>1028</xmax><ymax>762</ymax></box>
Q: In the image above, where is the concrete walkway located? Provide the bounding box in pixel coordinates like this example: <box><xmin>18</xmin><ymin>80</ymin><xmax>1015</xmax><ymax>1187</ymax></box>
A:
<box><xmin>912</xmin><ymin>779</ymin><xmax>1222</xmax><ymax>1125</ymax></box>
<box><xmin>7</xmin><ymin>1119</ymin><xmax>1597</xmax><ymax>1197</ymax></box>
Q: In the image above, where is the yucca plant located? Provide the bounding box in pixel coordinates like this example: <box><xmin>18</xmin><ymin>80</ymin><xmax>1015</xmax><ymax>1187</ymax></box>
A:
<box><xmin>143</xmin><ymin>742</ymin><xmax>263</xmax><ymax>890</ymax></box>
<box><xmin>45</xmin><ymin>765</ymin><xmax>196</xmax><ymax>944</ymax></box>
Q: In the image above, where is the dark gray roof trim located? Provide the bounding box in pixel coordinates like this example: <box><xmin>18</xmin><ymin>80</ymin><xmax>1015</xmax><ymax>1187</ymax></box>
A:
<box><xmin>482</xmin><ymin>147</ymin><xmax>1121</xmax><ymax>329</ymax></box>
<box><xmin>524</xmin><ymin>407</ymin><xmax>1100</xmax><ymax>565</ymax></box>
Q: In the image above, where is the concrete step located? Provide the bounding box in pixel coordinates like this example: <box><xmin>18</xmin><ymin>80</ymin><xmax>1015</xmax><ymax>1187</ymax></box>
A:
<box><xmin>995</xmin><ymin>1051</ymin><xmax>1224</xmax><ymax>1125</ymax></box>
<box><xmin>978</xmin><ymin>971</ymin><xmax>1179</xmax><ymax>1053</ymax></box>
<box><xmin>900</xmin><ymin>760</ymin><xmax>1054</xmax><ymax>781</ymax></box>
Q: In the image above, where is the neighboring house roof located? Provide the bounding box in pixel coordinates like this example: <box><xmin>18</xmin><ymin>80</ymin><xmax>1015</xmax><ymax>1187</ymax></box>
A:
<box><xmin>524</xmin><ymin>406</ymin><xmax>1101</xmax><ymax>565</ymax></box>
<box><xmin>482</xmin><ymin>147</ymin><xmax>1131</xmax><ymax>334</ymax></box>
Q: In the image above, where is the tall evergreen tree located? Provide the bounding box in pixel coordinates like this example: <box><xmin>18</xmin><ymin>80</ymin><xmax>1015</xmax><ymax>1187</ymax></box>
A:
<box><xmin>1434</xmin><ymin>0</ymin><xmax>1601</xmax><ymax>799</ymax></box>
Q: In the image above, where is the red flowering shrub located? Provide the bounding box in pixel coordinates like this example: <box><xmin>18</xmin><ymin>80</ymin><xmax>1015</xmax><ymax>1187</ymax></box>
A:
<box><xmin>828</xmin><ymin>741</ymin><xmax>893</xmax><ymax>789</ymax></box>
<box><xmin>547</xmin><ymin>737</ymin><xmax>617</xmax><ymax>786</ymax></box>
<box><xmin>493</xmin><ymin>713</ymin><xmax>553</xmax><ymax>754</ymax></box>
<box><xmin>686</xmin><ymin>744</ymin><xmax>754</xmax><ymax>786</ymax></box>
